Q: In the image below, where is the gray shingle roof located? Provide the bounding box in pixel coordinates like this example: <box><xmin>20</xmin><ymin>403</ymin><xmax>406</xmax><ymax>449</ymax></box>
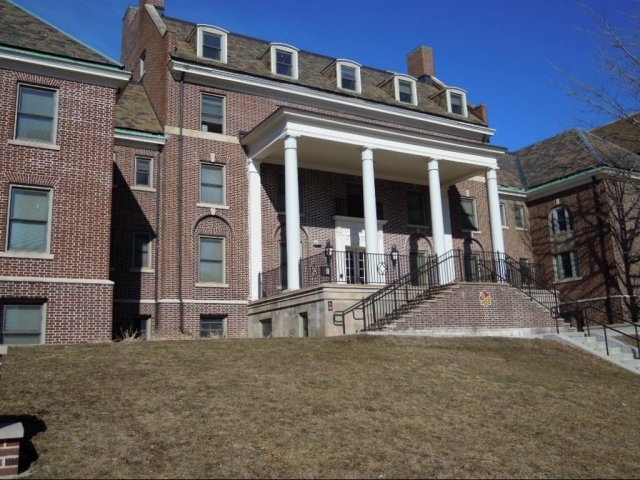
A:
<box><xmin>115</xmin><ymin>82</ymin><xmax>163</xmax><ymax>134</ymax></box>
<box><xmin>0</xmin><ymin>0</ymin><xmax>118</xmax><ymax>66</ymax></box>
<box><xmin>161</xmin><ymin>15</ymin><xmax>487</xmax><ymax>127</ymax></box>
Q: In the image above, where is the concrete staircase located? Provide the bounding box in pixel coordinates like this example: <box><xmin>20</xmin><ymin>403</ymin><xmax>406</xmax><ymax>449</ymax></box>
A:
<box><xmin>551</xmin><ymin>331</ymin><xmax>640</xmax><ymax>374</ymax></box>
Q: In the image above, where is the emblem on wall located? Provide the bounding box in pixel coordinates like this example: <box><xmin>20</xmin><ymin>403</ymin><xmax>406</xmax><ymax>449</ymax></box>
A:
<box><xmin>479</xmin><ymin>290</ymin><xmax>492</xmax><ymax>307</ymax></box>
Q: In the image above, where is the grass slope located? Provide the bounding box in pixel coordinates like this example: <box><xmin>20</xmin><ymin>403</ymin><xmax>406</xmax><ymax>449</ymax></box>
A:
<box><xmin>1</xmin><ymin>335</ymin><xmax>639</xmax><ymax>478</ymax></box>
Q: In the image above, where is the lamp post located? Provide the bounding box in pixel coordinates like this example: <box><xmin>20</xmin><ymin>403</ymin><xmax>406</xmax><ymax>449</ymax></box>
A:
<box><xmin>390</xmin><ymin>245</ymin><xmax>399</xmax><ymax>314</ymax></box>
<box><xmin>324</xmin><ymin>240</ymin><xmax>334</xmax><ymax>281</ymax></box>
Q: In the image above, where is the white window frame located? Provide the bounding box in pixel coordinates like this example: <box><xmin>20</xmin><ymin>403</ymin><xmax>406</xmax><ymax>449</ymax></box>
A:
<box><xmin>514</xmin><ymin>205</ymin><xmax>525</xmax><ymax>229</ymax></box>
<box><xmin>460</xmin><ymin>197</ymin><xmax>478</xmax><ymax>232</ymax></box>
<box><xmin>553</xmin><ymin>251</ymin><xmax>580</xmax><ymax>281</ymax></box>
<box><xmin>6</xmin><ymin>185</ymin><xmax>53</xmax><ymax>255</ymax></box>
<box><xmin>139</xmin><ymin>51</ymin><xmax>146</xmax><ymax>80</ymax></box>
<box><xmin>270</xmin><ymin>43</ymin><xmax>299</xmax><ymax>79</ymax></box>
<box><xmin>499</xmin><ymin>203</ymin><xmax>507</xmax><ymax>227</ymax></box>
<box><xmin>134</xmin><ymin>156</ymin><xmax>153</xmax><ymax>188</ymax></box>
<box><xmin>200</xmin><ymin>94</ymin><xmax>225</xmax><ymax>134</ymax></box>
<box><xmin>199</xmin><ymin>163</ymin><xmax>226</xmax><ymax>206</ymax></box>
<box><xmin>447</xmin><ymin>88</ymin><xmax>467</xmax><ymax>117</ymax></box>
<box><xmin>549</xmin><ymin>206</ymin><xmax>573</xmax><ymax>236</ymax></box>
<box><xmin>394</xmin><ymin>75</ymin><xmax>417</xmax><ymax>105</ymax></box>
<box><xmin>14</xmin><ymin>84</ymin><xmax>59</xmax><ymax>145</ymax></box>
<box><xmin>336</xmin><ymin>60</ymin><xmax>361</xmax><ymax>93</ymax></box>
<box><xmin>197</xmin><ymin>25</ymin><xmax>228</xmax><ymax>63</ymax></box>
<box><xmin>198</xmin><ymin>236</ymin><xmax>226</xmax><ymax>285</ymax></box>
<box><xmin>132</xmin><ymin>232</ymin><xmax>152</xmax><ymax>270</ymax></box>
<box><xmin>1</xmin><ymin>302</ymin><xmax>46</xmax><ymax>345</ymax></box>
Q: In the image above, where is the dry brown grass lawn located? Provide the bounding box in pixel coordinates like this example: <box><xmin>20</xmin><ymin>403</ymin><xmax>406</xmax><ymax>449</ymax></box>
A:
<box><xmin>1</xmin><ymin>335</ymin><xmax>639</xmax><ymax>479</ymax></box>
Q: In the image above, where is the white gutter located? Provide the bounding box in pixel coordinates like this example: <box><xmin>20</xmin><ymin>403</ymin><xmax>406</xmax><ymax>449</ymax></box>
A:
<box><xmin>169</xmin><ymin>59</ymin><xmax>496</xmax><ymax>141</ymax></box>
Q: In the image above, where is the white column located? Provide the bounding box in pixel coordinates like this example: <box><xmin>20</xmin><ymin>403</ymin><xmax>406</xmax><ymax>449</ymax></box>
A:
<box><xmin>361</xmin><ymin>147</ymin><xmax>379</xmax><ymax>256</ymax></box>
<box><xmin>486</xmin><ymin>168</ymin><xmax>506</xmax><ymax>280</ymax></box>
<box><xmin>428</xmin><ymin>159</ymin><xmax>446</xmax><ymax>257</ymax></box>
<box><xmin>284</xmin><ymin>135</ymin><xmax>301</xmax><ymax>290</ymax></box>
<box><xmin>247</xmin><ymin>158</ymin><xmax>262</xmax><ymax>300</ymax></box>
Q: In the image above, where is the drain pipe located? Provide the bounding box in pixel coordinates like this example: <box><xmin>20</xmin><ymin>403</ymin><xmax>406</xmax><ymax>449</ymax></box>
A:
<box><xmin>177</xmin><ymin>73</ymin><xmax>185</xmax><ymax>333</ymax></box>
<box><xmin>153</xmin><ymin>142</ymin><xmax>163</xmax><ymax>332</ymax></box>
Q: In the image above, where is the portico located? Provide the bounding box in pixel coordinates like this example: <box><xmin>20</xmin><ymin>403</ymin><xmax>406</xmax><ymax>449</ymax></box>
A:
<box><xmin>242</xmin><ymin>107</ymin><xmax>505</xmax><ymax>300</ymax></box>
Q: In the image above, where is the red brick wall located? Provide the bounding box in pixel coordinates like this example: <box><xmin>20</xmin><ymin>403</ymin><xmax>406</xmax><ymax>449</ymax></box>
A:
<box><xmin>393</xmin><ymin>283</ymin><xmax>558</xmax><ymax>334</ymax></box>
<box><xmin>0</xmin><ymin>68</ymin><xmax>117</xmax><ymax>344</ymax></box>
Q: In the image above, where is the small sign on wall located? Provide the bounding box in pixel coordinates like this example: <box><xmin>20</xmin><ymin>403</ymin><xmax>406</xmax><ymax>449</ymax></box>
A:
<box><xmin>479</xmin><ymin>291</ymin><xmax>492</xmax><ymax>307</ymax></box>
<box><xmin>327</xmin><ymin>300</ymin><xmax>333</xmax><ymax>311</ymax></box>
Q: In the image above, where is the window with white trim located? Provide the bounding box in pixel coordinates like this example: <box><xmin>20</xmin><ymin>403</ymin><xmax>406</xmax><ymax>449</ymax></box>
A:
<box><xmin>135</xmin><ymin>156</ymin><xmax>152</xmax><ymax>187</ymax></box>
<box><xmin>7</xmin><ymin>186</ymin><xmax>51</xmax><ymax>253</ymax></box>
<box><xmin>197</xmin><ymin>26</ymin><xmax>228</xmax><ymax>63</ymax></box>
<box><xmin>553</xmin><ymin>251</ymin><xmax>580</xmax><ymax>280</ymax></box>
<box><xmin>132</xmin><ymin>233</ymin><xmax>152</xmax><ymax>269</ymax></box>
<box><xmin>201</xmin><ymin>94</ymin><xmax>224</xmax><ymax>134</ymax></box>
<box><xmin>460</xmin><ymin>197</ymin><xmax>478</xmax><ymax>231</ymax></box>
<box><xmin>199</xmin><ymin>237</ymin><xmax>225</xmax><ymax>284</ymax></box>
<box><xmin>1</xmin><ymin>303</ymin><xmax>45</xmax><ymax>345</ymax></box>
<box><xmin>200</xmin><ymin>315</ymin><xmax>225</xmax><ymax>338</ymax></box>
<box><xmin>549</xmin><ymin>206</ymin><xmax>572</xmax><ymax>236</ymax></box>
<box><xmin>337</xmin><ymin>61</ymin><xmax>361</xmax><ymax>93</ymax></box>
<box><xmin>447</xmin><ymin>89</ymin><xmax>467</xmax><ymax>116</ymax></box>
<box><xmin>200</xmin><ymin>163</ymin><xmax>225</xmax><ymax>205</ymax></box>
<box><xmin>500</xmin><ymin>203</ymin><xmax>507</xmax><ymax>227</ymax></box>
<box><xmin>15</xmin><ymin>85</ymin><xmax>58</xmax><ymax>144</ymax></box>
<box><xmin>394</xmin><ymin>76</ymin><xmax>417</xmax><ymax>105</ymax></box>
<box><xmin>270</xmin><ymin>44</ymin><xmax>299</xmax><ymax>79</ymax></box>
<box><xmin>514</xmin><ymin>205</ymin><xmax>525</xmax><ymax>229</ymax></box>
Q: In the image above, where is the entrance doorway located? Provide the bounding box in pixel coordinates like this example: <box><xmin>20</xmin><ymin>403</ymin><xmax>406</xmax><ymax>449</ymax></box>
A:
<box><xmin>345</xmin><ymin>247</ymin><xmax>366</xmax><ymax>284</ymax></box>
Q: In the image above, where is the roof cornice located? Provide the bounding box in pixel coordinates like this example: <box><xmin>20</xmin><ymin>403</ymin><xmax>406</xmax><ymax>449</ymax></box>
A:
<box><xmin>115</xmin><ymin>128</ymin><xmax>166</xmax><ymax>148</ymax></box>
<box><xmin>0</xmin><ymin>45</ymin><xmax>130</xmax><ymax>88</ymax></box>
<box><xmin>168</xmin><ymin>59</ymin><xmax>497</xmax><ymax>143</ymax></box>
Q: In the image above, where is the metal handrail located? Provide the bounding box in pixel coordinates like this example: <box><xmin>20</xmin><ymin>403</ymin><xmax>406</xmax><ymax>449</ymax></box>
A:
<box><xmin>334</xmin><ymin>250</ymin><xmax>459</xmax><ymax>332</ymax></box>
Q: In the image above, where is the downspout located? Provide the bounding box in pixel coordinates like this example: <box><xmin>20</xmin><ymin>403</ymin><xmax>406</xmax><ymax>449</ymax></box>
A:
<box><xmin>153</xmin><ymin>143</ymin><xmax>163</xmax><ymax>332</ymax></box>
<box><xmin>177</xmin><ymin>73</ymin><xmax>185</xmax><ymax>333</ymax></box>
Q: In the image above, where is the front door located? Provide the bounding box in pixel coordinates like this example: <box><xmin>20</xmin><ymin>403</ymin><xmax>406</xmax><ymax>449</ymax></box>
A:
<box><xmin>345</xmin><ymin>247</ymin><xmax>366</xmax><ymax>284</ymax></box>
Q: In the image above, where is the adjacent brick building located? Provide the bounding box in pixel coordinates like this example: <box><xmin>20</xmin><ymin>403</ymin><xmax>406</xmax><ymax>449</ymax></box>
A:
<box><xmin>0</xmin><ymin>0</ymin><xmax>129</xmax><ymax>344</ymax></box>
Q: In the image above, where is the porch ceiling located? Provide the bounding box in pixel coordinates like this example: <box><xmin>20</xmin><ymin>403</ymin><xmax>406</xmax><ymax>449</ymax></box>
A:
<box><xmin>241</xmin><ymin>107</ymin><xmax>505</xmax><ymax>186</ymax></box>
<box><xmin>256</xmin><ymin>136</ymin><xmax>485</xmax><ymax>186</ymax></box>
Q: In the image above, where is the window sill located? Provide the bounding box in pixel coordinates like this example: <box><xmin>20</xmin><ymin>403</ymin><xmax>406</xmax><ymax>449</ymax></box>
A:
<box><xmin>461</xmin><ymin>229</ymin><xmax>481</xmax><ymax>234</ymax></box>
<box><xmin>196</xmin><ymin>282</ymin><xmax>229</xmax><ymax>288</ymax></box>
<box><xmin>407</xmin><ymin>223</ymin><xmax>431</xmax><ymax>229</ymax></box>
<box><xmin>129</xmin><ymin>267</ymin><xmax>155</xmax><ymax>273</ymax></box>
<box><xmin>132</xmin><ymin>186</ymin><xmax>156</xmax><ymax>192</ymax></box>
<box><xmin>8</xmin><ymin>139</ymin><xmax>60</xmax><ymax>151</ymax></box>
<box><xmin>554</xmin><ymin>276</ymin><xmax>582</xmax><ymax>284</ymax></box>
<box><xmin>502</xmin><ymin>225</ymin><xmax>509</xmax><ymax>229</ymax></box>
<box><xmin>0</xmin><ymin>251</ymin><xmax>54</xmax><ymax>260</ymax></box>
<box><xmin>197</xmin><ymin>203</ymin><xmax>229</xmax><ymax>209</ymax></box>
<box><xmin>515</xmin><ymin>227</ymin><xmax>526</xmax><ymax>231</ymax></box>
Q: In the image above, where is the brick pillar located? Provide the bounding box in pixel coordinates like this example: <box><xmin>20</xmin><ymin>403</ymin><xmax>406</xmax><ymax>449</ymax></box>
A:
<box><xmin>0</xmin><ymin>423</ymin><xmax>23</xmax><ymax>478</ymax></box>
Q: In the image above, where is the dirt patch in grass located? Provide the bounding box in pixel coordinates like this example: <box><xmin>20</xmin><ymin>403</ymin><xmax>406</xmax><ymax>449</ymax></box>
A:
<box><xmin>1</xmin><ymin>335</ymin><xmax>639</xmax><ymax>478</ymax></box>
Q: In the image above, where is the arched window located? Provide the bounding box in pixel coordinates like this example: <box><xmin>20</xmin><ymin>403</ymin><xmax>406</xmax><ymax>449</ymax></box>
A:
<box><xmin>549</xmin><ymin>206</ymin><xmax>572</xmax><ymax>236</ymax></box>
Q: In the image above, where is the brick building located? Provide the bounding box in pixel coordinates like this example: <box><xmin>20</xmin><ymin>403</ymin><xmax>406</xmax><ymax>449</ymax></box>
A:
<box><xmin>0</xmin><ymin>0</ymin><xmax>129</xmax><ymax>344</ymax></box>
<box><xmin>7</xmin><ymin>0</ymin><xmax>634</xmax><ymax>344</ymax></box>
<box><xmin>506</xmin><ymin>117</ymin><xmax>640</xmax><ymax>326</ymax></box>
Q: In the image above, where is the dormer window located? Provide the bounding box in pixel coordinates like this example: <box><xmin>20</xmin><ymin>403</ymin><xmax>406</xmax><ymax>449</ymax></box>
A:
<box><xmin>197</xmin><ymin>26</ymin><xmax>228</xmax><ymax>63</ymax></box>
<box><xmin>394</xmin><ymin>75</ymin><xmax>417</xmax><ymax>105</ymax></box>
<box><xmin>447</xmin><ymin>89</ymin><xmax>467</xmax><ymax>116</ymax></box>
<box><xmin>270</xmin><ymin>43</ymin><xmax>299</xmax><ymax>79</ymax></box>
<box><xmin>336</xmin><ymin>60</ymin><xmax>361</xmax><ymax>93</ymax></box>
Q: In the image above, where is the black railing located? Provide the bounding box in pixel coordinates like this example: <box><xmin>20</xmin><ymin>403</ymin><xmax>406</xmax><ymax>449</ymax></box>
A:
<box><xmin>259</xmin><ymin>251</ymin><xmax>415</xmax><ymax>298</ymax></box>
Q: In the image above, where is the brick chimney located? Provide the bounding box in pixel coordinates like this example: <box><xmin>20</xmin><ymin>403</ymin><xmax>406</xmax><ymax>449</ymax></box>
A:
<box><xmin>407</xmin><ymin>45</ymin><xmax>435</xmax><ymax>80</ymax></box>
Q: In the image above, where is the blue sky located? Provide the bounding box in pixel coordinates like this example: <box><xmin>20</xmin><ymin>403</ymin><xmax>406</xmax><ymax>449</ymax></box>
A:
<box><xmin>9</xmin><ymin>0</ymin><xmax>635</xmax><ymax>151</ymax></box>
